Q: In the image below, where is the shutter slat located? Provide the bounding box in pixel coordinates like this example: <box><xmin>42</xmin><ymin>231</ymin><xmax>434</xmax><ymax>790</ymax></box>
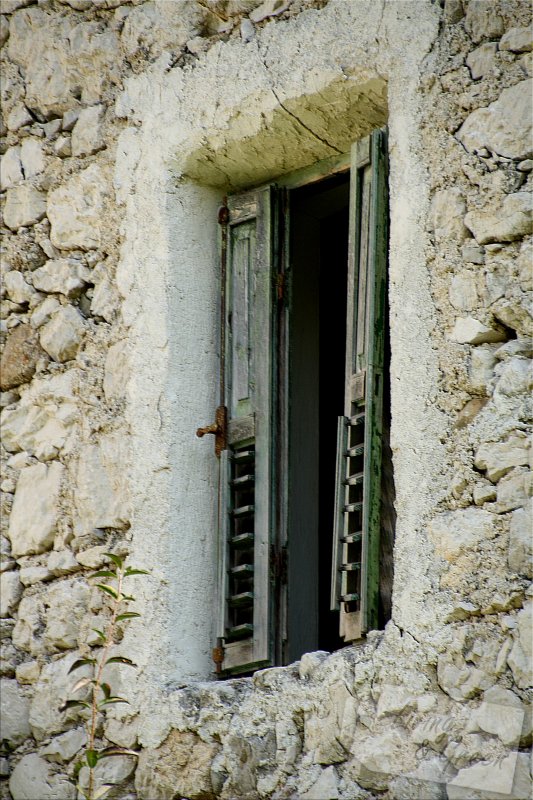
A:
<box><xmin>229</xmin><ymin>532</ymin><xmax>255</xmax><ymax>549</ymax></box>
<box><xmin>216</xmin><ymin>186</ymin><xmax>276</xmax><ymax>676</ymax></box>
<box><xmin>331</xmin><ymin>128</ymin><xmax>388</xmax><ymax>642</ymax></box>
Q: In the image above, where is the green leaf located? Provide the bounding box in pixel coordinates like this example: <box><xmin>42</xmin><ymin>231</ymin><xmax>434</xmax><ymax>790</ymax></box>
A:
<box><xmin>61</xmin><ymin>699</ymin><xmax>92</xmax><ymax>711</ymax></box>
<box><xmin>91</xmin><ymin>628</ymin><xmax>107</xmax><ymax>643</ymax></box>
<box><xmin>96</xmin><ymin>584</ymin><xmax>119</xmax><ymax>600</ymax></box>
<box><xmin>105</xmin><ymin>656</ymin><xmax>136</xmax><ymax>667</ymax></box>
<box><xmin>86</xmin><ymin>749</ymin><xmax>98</xmax><ymax>768</ymax></box>
<box><xmin>71</xmin><ymin>676</ymin><xmax>94</xmax><ymax>693</ymax></box>
<box><xmin>124</xmin><ymin>568</ymin><xmax>150</xmax><ymax>577</ymax></box>
<box><xmin>100</xmin><ymin>682</ymin><xmax>111</xmax><ymax>700</ymax></box>
<box><xmin>68</xmin><ymin>658</ymin><xmax>97</xmax><ymax>674</ymax></box>
<box><xmin>116</xmin><ymin>612</ymin><xmax>141</xmax><ymax>622</ymax></box>
<box><xmin>120</xmin><ymin>593</ymin><xmax>136</xmax><ymax>602</ymax></box>
<box><xmin>93</xmin><ymin>786</ymin><xmax>114</xmax><ymax>800</ymax></box>
<box><xmin>99</xmin><ymin>697</ymin><xmax>130</xmax><ymax>707</ymax></box>
<box><xmin>104</xmin><ymin>552</ymin><xmax>123</xmax><ymax>569</ymax></box>
<box><xmin>92</xmin><ymin>570</ymin><xmax>117</xmax><ymax>579</ymax></box>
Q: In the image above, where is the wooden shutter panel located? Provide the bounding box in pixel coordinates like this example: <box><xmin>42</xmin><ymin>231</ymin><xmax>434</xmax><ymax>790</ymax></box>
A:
<box><xmin>330</xmin><ymin>128</ymin><xmax>388</xmax><ymax>642</ymax></box>
<box><xmin>216</xmin><ymin>186</ymin><xmax>275</xmax><ymax>675</ymax></box>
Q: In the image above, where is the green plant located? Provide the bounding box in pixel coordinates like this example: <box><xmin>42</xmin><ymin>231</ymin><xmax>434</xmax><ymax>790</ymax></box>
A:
<box><xmin>64</xmin><ymin>553</ymin><xmax>148</xmax><ymax>800</ymax></box>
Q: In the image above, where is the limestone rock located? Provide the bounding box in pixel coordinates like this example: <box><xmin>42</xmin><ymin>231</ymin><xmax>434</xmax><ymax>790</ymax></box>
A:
<box><xmin>462</xmin><ymin>243</ymin><xmax>485</xmax><ymax>264</ymax></box>
<box><xmin>474</xmin><ymin>686</ymin><xmax>525</xmax><ymax>746</ymax></box>
<box><xmin>347</xmin><ymin>730</ymin><xmax>406</xmax><ymax>792</ymax></box>
<box><xmin>508</xmin><ymin>603</ymin><xmax>533</xmax><ymax>689</ymax></box>
<box><xmin>450</xmin><ymin>317</ymin><xmax>506</xmax><ymax>344</ymax></box>
<box><xmin>31</xmin><ymin>297</ymin><xmax>61</xmax><ymax>329</ymax></box>
<box><xmin>0</xmin><ymin>569</ymin><xmax>23</xmax><ymax>617</ymax></box>
<box><xmin>500</xmin><ymin>26</ymin><xmax>533</xmax><ymax>53</ymax></box>
<box><xmin>0</xmin><ymin>392</ymin><xmax>78</xmax><ymax>461</ymax></box>
<box><xmin>47</xmin><ymin>549</ymin><xmax>80</xmax><ymax>576</ymax></box>
<box><xmin>73</xmin><ymin>436</ymin><xmax>130</xmax><ymax>536</ymax></box>
<box><xmin>4</xmin><ymin>184</ymin><xmax>47</xmax><ymax>230</ymax></box>
<box><xmin>75</xmin><ymin>545</ymin><xmax>109</xmax><ymax>569</ymax></box>
<box><xmin>454</xmin><ymin>397</ymin><xmax>487</xmax><ymax>429</ymax></box>
<box><xmin>41</xmin><ymin>727</ymin><xmax>87</xmax><ymax>763</ymax></box>
<box><xmin>71</xmin><ymin>104</ymin><xmax>105</xmax><ymax>157</ymax></box>
<box><xmin>390</xmin><ymin>755</ymin><xmax>454</xmax><ymax>800</ymax></box>
<box><xmin>43</xmin><ymin>578</ymin><xmax>89</xmax><ymax>652</ymax></box>
<box><xmin>78</xmin><ymin>755</ymin><xmax>136</xmax><ymax>794</ymax></box>
<box><xmin>469</xmin><ymin>344</ymin><xmax>498</xmax><ymax>393</ymax></box>
<box><xmin>497</xmin><ymin>468</ymin><xmax>533</xmax><ymax>513</ymax></box>
<box><xmin>6</xmin><ymin>102</ymin><xmax>33</xmax><ymax>131</ymax></box>
<box><xmin>104</xmin><ymin>340</ymin><xmax>128</xmax><ymax>401</ymax></box>
<box><xmin>20</xmin><ymin>137</ymin><xmax>46</xmax><ymax>178</ymax></box>
<box><xmin>9</xmin><ymin>753</ymin><xmax>76</xmax><ymax>800</ymax></box>
<box><xmin>464</xmin><ymin>1</ymin><xmax>504</xmax><ymax>43</ymax></box>
<box><xmin>465</xmin><ymin>192</ymin><xmax>533</xmax><ymax>245</ymax></box>
<box><xmin>428</xmin><ymin>508</ymin><xmax>495</xmax><ymax>563</ymax></box>
<box><xmin>492</xmin><ymin>295</ymin><xmax>533</xmax><ymax>337</ymax></box>
<box><xmin>19</xmin><ymin>565</ymin><xmax>52</xmax><ymax>587</ymax></box>
<box><xmin>508</xmin><ymin>501</ymin><xmax>533</xmax><ymax>577</ymax></box>
<box><xmin>412</xmin><ymin>716</ymin><xmax>452</xmax><ymax>752</ymax></box>
<box><xmin>3</xmin><ymin>270</ymin><xmax>38</xmax><ymax>305</ymax></box>
<box><xmin>135</xmin><ymin>729</ymin><xmax>219</xmax><ymax>800</ymax></box>
<box><xmin>39</xmin><ymin>305</ymin><xmax>85</xmax><ymax>362</ymax></box>
<box><xmin>91</xmin><ymin>275</ymin><xmax>119</xmax><ymax>322</ymax></box>
<box><xmin>449</xmin><ymin>271</ymin><xmax>477</xmax><ymax>311</ymax></box>
<box><xmin>376</xmin><ymin>685</ymin><xmax>417</xmax><ymax>718</ymax></box>
<box><xmin>301</xmin><ymin>766</ymin><xmax>339</xmax><ymax>800</ymax></box>
<box><xmin>8</xmin><ymin>461</ymin><xmax>64</xmax><ymax>557</ymax></box>
<box><xmin>249</xmin><ymin>0</ymin><xmax>291</xmax><ymax>23</ymax></box>
<box><xmin>475</xmin><ymin>433</ymin><xmax>531</xmax><ymax>481</ymax></box>
<box><xmin>447</xmin><ymin>752</ymin><xmax>531</xmax><ymax>800</ymax></box>
<box><xmin>29</xmin><ymin>651</ymin><xmax>90</xmax><ymax>740</ymax></box>
<box><xmin>0</xmin><ymin>679</ymin><xmax>31</xmax><ymax>746</ymax></box>
<box><xmin>466</xmin><ymin>42</ymin><xmax>497</xmax><ymax>80</ymax></box>
<box><xmin>0</xmin><ymin>146</ymin><xmax>23</xmax><ymax>190</ymax></box>
<box><xmin>120</xmin><ymin>1</ymin><xmax>202</xmax><ymax>61</ymax></box>
<box><xmin>48</xmin><ymin>164</ymin><xmax>105</xmax><ymax>250</ymax></box>
<box><xmin>458</xmin><ymin>81</ymin><xmax>532</xmax><ymax>160</ymax></box>
<box><xmin>493</xmin><ymin>356</ymin><xmax>532</xmax><ymax>400</ymax></box>
<box><xmin>15</xmin><ymin>660</ymin><xmax>40</xmax><ymax>685</ymax></box>
<box><xmin>8</xmin><ymin>9</ymin><xmax>120</xmax><ymax>118</ymax></box>
<box><xmin>431</xmin><ymin>188</ymin><xmax>467</xmax><ymax>243</ymax></box>
<box><xmin>32</xmin><ymin>258</ymin><xmax>91</xmax><ymax>299</ymax></box>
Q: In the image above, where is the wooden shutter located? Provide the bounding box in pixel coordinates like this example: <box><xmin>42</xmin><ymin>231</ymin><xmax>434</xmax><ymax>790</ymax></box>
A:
<box><xmin>330</xmin><ymin>128</ymin><xmax>388</xmax><ymax>642</ymax></box>
<box><xmin>216</xmin><ymin>186</ymin><xmax>275</xmax><ymax>675</ymax></box>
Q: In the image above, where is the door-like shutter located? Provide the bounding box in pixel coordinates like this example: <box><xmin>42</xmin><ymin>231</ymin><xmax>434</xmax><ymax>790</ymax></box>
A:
<box><xmin>330</xmin><ymin>128</ymin><xmax>388</xmax><ymax>642</ymax></box>
<box><xmin>216</xmin><ymin>186</ymin><xmax>275</xmax><ymax>675</ymax></box>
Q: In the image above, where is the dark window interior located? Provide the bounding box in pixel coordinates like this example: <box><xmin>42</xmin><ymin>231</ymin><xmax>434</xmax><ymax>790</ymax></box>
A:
<box><xmin>287</xmin><ymin>172</ymin><xmax>350</xmax><ymax>661</ymax></box>
<box><xmin>286</xmin><ymin>171</ymin><xmax>394</xmax><ymax>664</ymax></box>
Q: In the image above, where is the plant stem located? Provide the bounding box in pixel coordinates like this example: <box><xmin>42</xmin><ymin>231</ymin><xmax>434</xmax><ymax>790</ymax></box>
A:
<box><xmin>87</xmin><ymin>567</ymin><xmax>124</xmax><ymax>800</ymax></box>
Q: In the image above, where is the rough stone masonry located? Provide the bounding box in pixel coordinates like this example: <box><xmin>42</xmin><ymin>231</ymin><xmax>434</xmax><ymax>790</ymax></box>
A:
<box><xmin>0</xmin><ymin>1</ymin><xmax>532</xmax><ymax>799</ymax></box>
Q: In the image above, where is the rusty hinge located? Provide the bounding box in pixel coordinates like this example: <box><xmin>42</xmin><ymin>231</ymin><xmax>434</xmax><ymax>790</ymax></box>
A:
<box><xmin>270</xmin><ymin>545</ymin><xmax>288</xmax><ymax>585</ymax></box>
<box><xmin>218</xmin><ymin>202</ymin><xmax>229</xmax><ymax>226</ymax></box>
<box><xmin>196</xmin><ymin>405</ymin><xmax>228</xmax><ymax>457</ymax></box>
<box><xmin>212</xmin><ymin>640</ymin><xmax>224</xmax><ymax>675</ymax></box>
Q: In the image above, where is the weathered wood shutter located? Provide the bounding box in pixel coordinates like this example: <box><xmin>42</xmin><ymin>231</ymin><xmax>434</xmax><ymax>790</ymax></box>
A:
<box><xmin>330</xmin><ymin>128</ymin><xmax>388</xmax><ymax>642</ymax></box>
<box><xmin>216</xmin><ymin>186</ymin><xmax>275</xmax><ymax>675</ymax></box>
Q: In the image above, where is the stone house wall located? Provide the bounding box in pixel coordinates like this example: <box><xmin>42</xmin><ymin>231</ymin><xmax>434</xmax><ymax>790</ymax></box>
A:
<box><xmin>0</xmin><ymin>1</ymin><xmax>531</xmax><ymax>799</ymax></box>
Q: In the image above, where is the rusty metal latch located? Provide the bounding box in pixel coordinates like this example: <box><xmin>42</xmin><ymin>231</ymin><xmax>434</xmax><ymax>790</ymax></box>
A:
<box><xmin>196</xmin><ymin>405</ymin><xmax>227</xmax><ymax>457</ymax></box>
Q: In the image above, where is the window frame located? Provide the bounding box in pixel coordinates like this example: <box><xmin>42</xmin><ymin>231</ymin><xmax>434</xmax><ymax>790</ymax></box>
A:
<box><xmin>213</xmin><ymin>129</ymin><xmax>389</xmax><ymax>677</ymax></box>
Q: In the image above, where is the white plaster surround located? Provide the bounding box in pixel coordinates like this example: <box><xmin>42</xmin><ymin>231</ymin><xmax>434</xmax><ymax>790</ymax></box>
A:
<box><xmin>113</xmin><ymin>0</ymin><xmax>448</xmax><ymax>734</ymax></box>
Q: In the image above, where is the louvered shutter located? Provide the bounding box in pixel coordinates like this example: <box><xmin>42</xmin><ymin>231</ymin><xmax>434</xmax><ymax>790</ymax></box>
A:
<box><xmin>216</xmin><ymin>186</ymin><xmax>275</xmax><ymax>675</ymax></box>
<box><xmin>330</xmin><ymin>128</ymin><xmax>388</xmax><ymax>642</ymax></box>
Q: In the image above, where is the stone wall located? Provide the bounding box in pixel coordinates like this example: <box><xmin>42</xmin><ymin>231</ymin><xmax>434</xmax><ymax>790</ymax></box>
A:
<box><xmin>0</xmin><ymin>1</ymin><xmax>532</xmax><ymax>799</ymax></box>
